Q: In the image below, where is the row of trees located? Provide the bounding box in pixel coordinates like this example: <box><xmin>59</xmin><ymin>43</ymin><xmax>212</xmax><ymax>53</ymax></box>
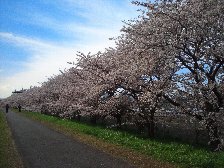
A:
<box><xmin>2</xmin><ymin>0</ymin><xmax>223</xmax><ymax>151</ymax></box>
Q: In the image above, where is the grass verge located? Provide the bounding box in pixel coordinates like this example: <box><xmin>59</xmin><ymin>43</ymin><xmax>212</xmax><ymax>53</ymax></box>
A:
<box><xmin>16</xmin><ymin>110</ymin><xmax>224</xmax><ymax>168</ymax></box>
<box><xmin>0</xmin><ymin>110</ymin><xmax>24</xmax><ymax>168</ymax></box>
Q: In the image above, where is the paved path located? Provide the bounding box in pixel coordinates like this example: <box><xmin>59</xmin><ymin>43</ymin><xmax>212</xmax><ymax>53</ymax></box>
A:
<box><xmin>6</xmin><ymin>111</ymin><xmax>134</xmax><ymax>168</ymax></box>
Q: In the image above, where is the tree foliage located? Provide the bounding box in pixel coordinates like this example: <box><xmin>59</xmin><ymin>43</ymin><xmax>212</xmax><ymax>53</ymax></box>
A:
<box><xmin>2</xmin><ymin>0</ymin><xmax>223</xmax><ymax>151</ymax></box>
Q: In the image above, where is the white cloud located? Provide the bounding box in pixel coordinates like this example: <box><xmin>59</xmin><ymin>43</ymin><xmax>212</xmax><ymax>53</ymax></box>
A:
<box><xmin>0</xmin><ymin>32</ymin><xmax>116</xmax><ymax>98</ymax></box>
<box><xmin>0</xmin><ymin>32</ymin><xmax>54</xmax><ymax>53</ymax></box>
<box><xmin>0</xmin><ymin>0</ymin><xmax>139</xmax><ymax>98</ymax></box>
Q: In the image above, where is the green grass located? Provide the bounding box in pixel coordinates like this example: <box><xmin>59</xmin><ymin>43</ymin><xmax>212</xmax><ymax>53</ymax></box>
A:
<box><xmin>0</xmin><ymin>110</ymin><xmax>23</xmax><ymax>168</ymax></box>
<box><xmin>18</xmin><ymin>110</ymin><xmax>224</xmax><ymax>168</ymax></box>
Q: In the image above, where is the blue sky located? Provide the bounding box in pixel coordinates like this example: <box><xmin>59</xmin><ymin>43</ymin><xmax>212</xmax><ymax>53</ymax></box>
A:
<box><xmin>0</xmin><ymin>0</ymin><xmax>139</xmax><ymax>98</ymax></box>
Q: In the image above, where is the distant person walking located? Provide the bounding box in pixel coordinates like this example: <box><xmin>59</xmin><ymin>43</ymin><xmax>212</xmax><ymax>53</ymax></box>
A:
<box><xmin>18</xmin><ymin>104</ymin><xmax>22</xmax><ymax>112</ymax></box>
<box><xmin>6</xmin><ymin>104</ymin><xmax>9</xmax><ymax>113</ymax></box>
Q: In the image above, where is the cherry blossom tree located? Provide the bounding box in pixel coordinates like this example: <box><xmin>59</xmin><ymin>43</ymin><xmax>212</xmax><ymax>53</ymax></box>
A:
<box><xmin>2</xmin><ymin>0</ymin><xmax>223</xmax><ymax>151</ymax></box>
<box><xmin>126</xmin><ymin>0</ymin><xmax>224</xmax><ymax>150</ymax></box>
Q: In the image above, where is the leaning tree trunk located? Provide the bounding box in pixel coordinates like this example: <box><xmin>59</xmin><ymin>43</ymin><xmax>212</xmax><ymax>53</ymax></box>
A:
<box><xmin>206</xmin><ymin>114</ymin><xmax>222</xmax><ymax>151</ymax></box>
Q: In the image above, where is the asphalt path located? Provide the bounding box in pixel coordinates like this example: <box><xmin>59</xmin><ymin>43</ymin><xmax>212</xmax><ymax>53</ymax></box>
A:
<box><xmin>6</xmin><ymin>110</ymin><xmax>135</xmax><ymax>168</ymax></box>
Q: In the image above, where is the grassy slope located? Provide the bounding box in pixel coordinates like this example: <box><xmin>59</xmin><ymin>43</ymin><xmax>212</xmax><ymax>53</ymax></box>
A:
<box><xmin>0</xmin><ymin>110</ymin><xmax>23</xmax><ymax>168</ymax></box>
<box><xmin>17</xmin><ymin>110</ymin><xmax>224</xmax><ymax>168</ymax></box>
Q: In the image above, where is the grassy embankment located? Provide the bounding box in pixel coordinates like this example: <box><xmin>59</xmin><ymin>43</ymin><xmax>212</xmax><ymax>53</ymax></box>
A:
<box><xmin>16</xmin><ymin>109</ymin><xmax>224</xmax><ymax>168</ymax></box>
<box><xmin>0</xmin><ymin>110</ymin><xmax>23</xmax><ymax>168</ymax></box>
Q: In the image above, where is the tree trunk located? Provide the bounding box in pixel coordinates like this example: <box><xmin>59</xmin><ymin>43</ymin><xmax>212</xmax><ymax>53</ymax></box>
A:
<box><xmin>147</xmin><ymin>122</ymin><xmax>155</xmax><ymax>138</ymax></box>
<box><xmin>90</xmin><ymin>115</ymin><xmax>97</xmax><ymax>124</ymax></box>
<box><xmin>206</xmin><ymin>117</ymin><xmax>222</xmax><ymax>151</ymax></box>
<box><xmin>77</xmin><ymin>114</ymin><xmax>81</xmax><ymax>121</ymax></box>
<box><xmin>150</xmin><ymin>111</ymin><xmax>155</xmax><ymax>138</ymax></box>
<box><xmin>147</xmin><ymin>111</ymin><xmax>155</xmax><ymax>138</ymax></box>
<box><xmin>136</xmin><ymin>121</ymin><xmax>144</xmax><ymax>134</ymax></box>
<box><xmin>116</xmin><ymin>114</ymin><xmax>122</xmax><ymax>129</ymax></box>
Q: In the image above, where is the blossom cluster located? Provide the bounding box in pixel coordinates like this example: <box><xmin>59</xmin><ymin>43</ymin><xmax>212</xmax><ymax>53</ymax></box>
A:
<box><xmin>1</xmin><ymin>0</ymin><xmax>223</xmax><ymax>151</ymax></box>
